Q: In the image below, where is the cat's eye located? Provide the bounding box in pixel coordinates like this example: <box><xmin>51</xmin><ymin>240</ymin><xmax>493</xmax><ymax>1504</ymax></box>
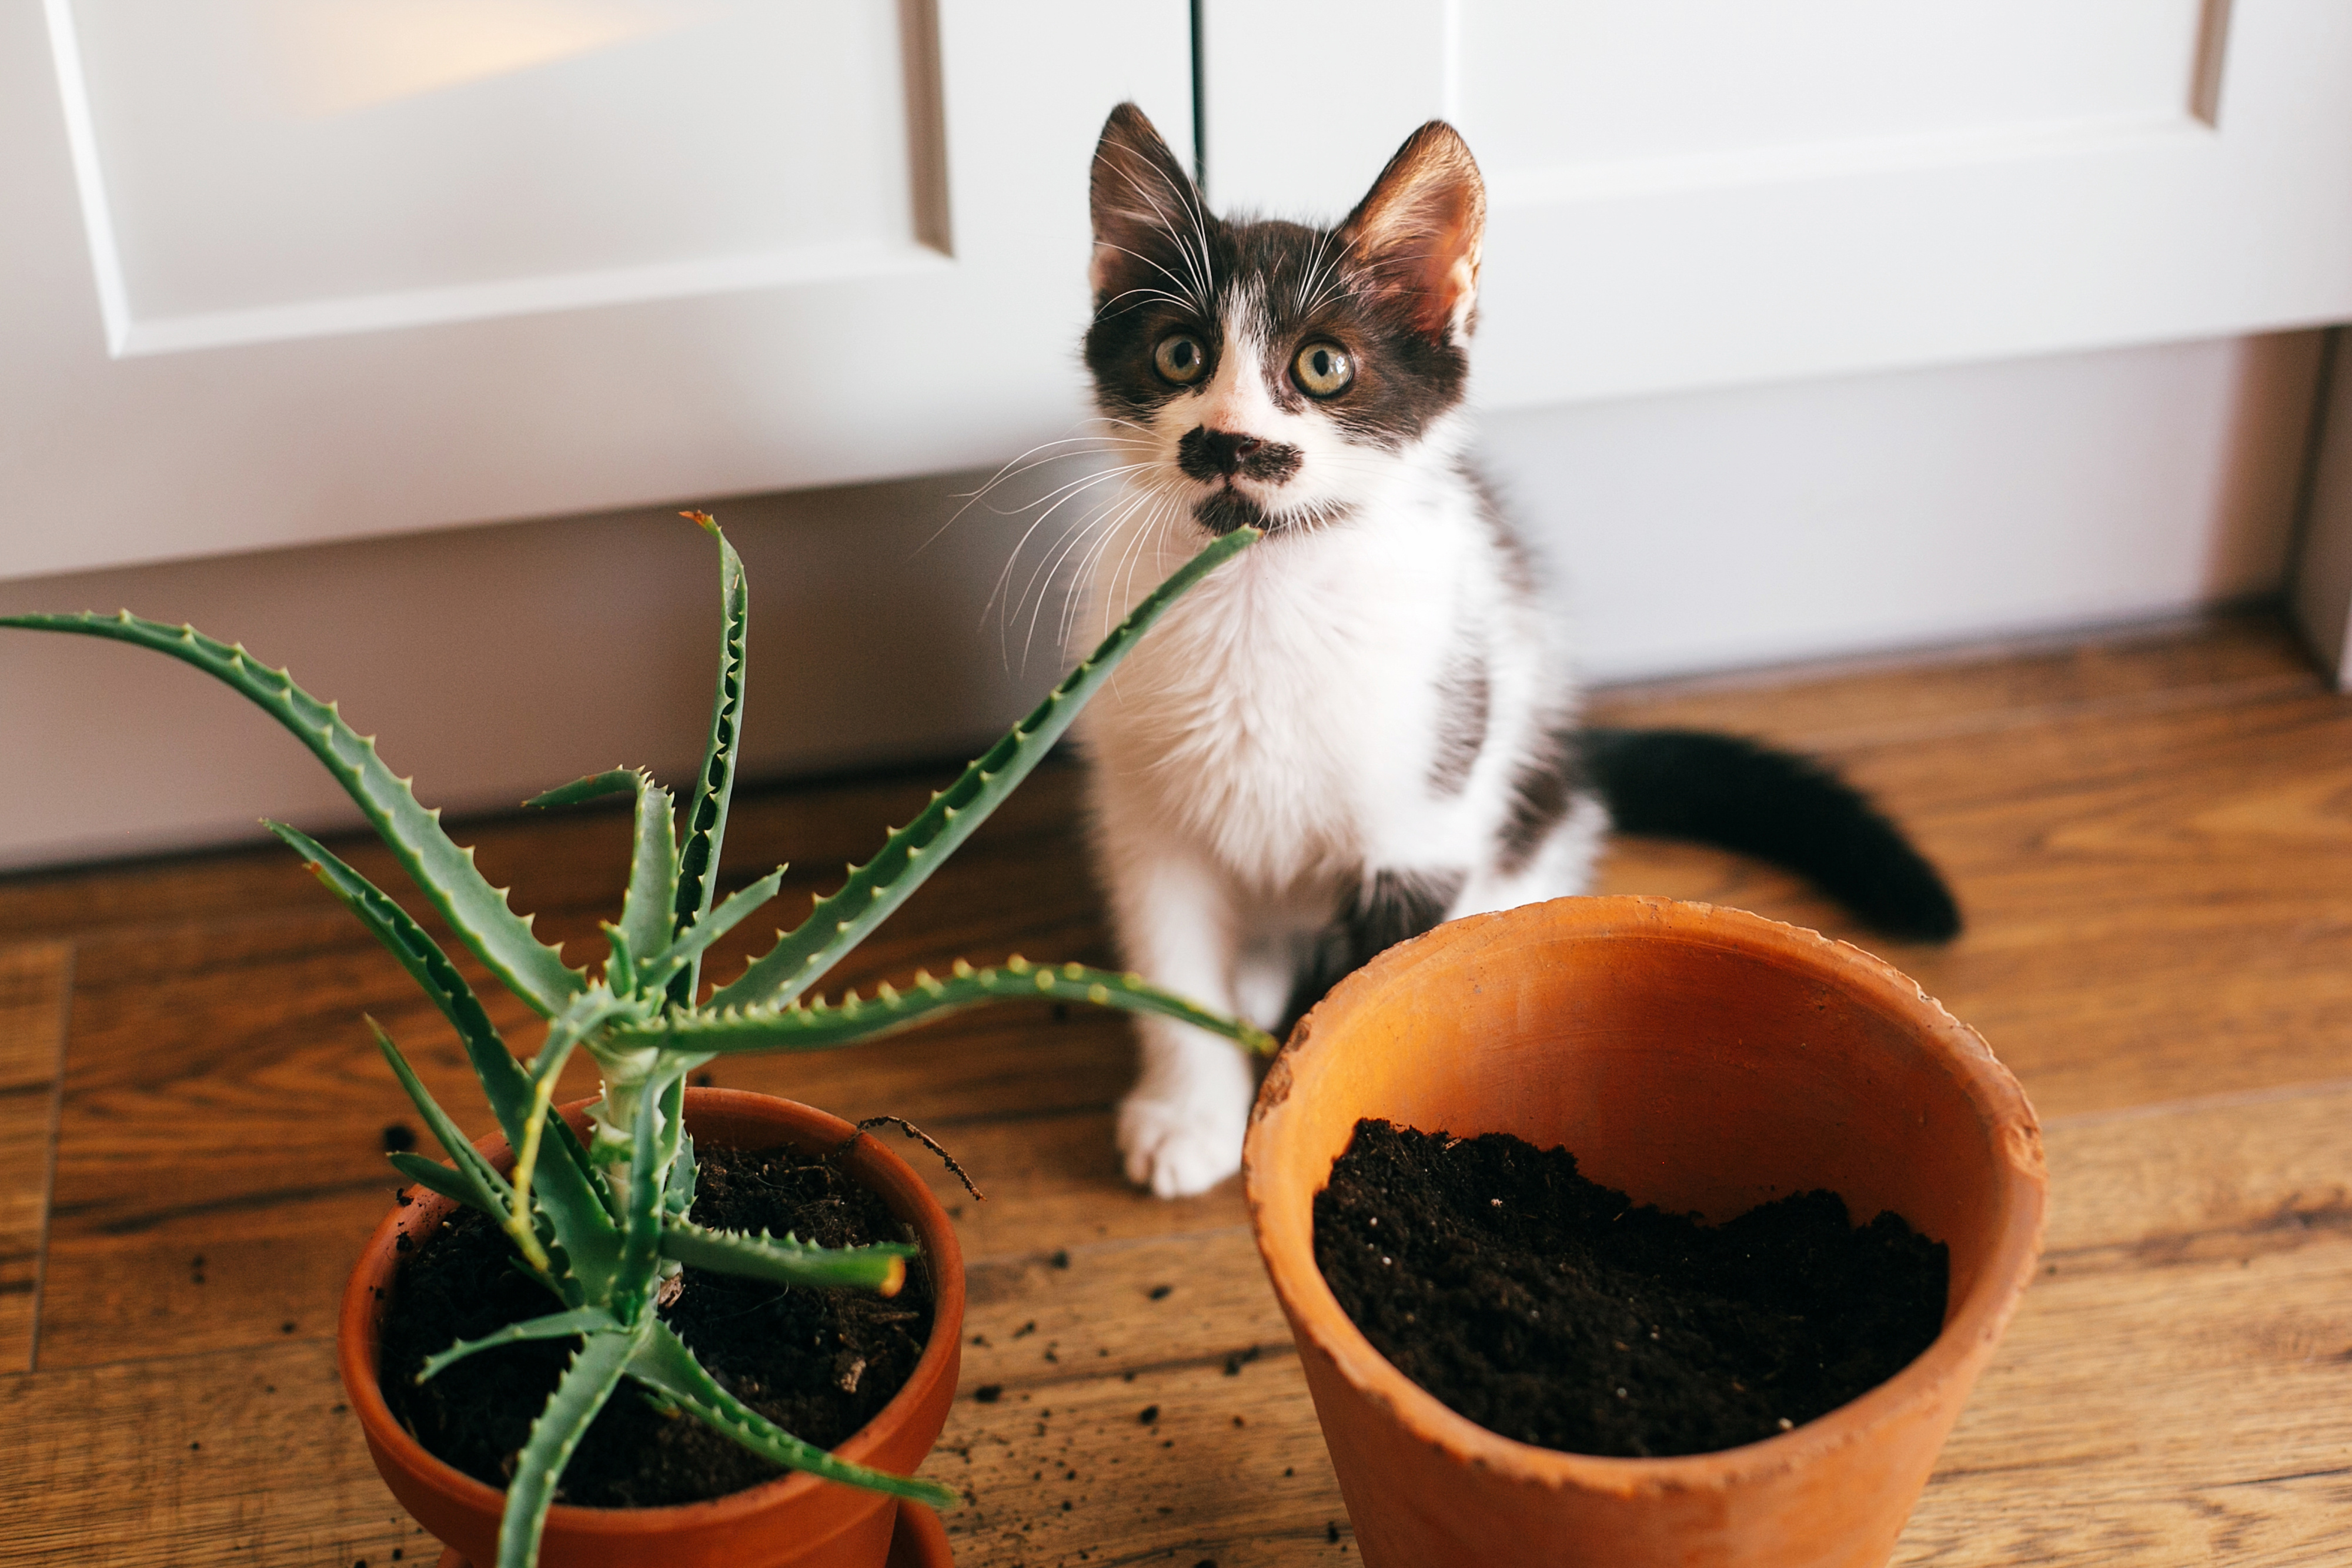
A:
<box><xmin>1294</xmin><ymin>341</ymin><xmax>1355</xmax><ymax>398</ymax></box>
<box><xmin>1154</xmin><ymin>333</ymin><xmax>1208</xmax><ymax>385</ymax></box>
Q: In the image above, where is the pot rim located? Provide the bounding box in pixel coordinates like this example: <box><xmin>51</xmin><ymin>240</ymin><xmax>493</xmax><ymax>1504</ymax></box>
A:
<box><xmin>338</xmin><ymin>1085</ymin><xmax>966</xmax><ymax>1537</ymax></box>
<box><xmin>1242</xmin><ymin>894</ymin><xmax>2047</xmax><ymax>1498</ymax></box>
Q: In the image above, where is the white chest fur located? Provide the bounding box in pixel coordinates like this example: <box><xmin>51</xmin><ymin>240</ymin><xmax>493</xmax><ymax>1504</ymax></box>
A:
<box><xmin>1075</xmin><ymin>460</ymin><xmax>1497</xmax><ymax>897</ymax></box>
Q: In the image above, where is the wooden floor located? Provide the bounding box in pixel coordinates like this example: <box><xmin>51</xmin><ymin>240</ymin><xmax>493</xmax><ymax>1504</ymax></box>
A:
<box><xmin>5</xmin><ymin>611</ymin><xmax>2351</xmax><ymax>1566</ymax></box>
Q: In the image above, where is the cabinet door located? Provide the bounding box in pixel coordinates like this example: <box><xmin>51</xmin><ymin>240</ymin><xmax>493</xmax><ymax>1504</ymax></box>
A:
<box><xmin>1</xmin><ymin>0</ymin><xmax>1191</xmax><ymax>581</ymax></box>
<box><xmin>1200</xmin><ymin>1</ymin><xmax>2352</xmax><ymax>408</ymax></box>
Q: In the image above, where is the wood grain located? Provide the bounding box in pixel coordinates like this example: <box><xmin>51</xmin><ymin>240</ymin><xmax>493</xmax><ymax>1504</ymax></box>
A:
<box><xmin>8</xmin><ymin>614</ymin><xmax>2352</xmax><ymax>1564</ymax></box>
<box><xmin>0</xmin><ymin>942</ymin><xmax>67</xmax><ymax>1373</ymax></box>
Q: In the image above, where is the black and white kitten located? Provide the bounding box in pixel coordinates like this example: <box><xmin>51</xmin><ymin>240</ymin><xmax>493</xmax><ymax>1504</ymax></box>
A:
<box><xmin>1067</xmin><ymin>105</ymin><xmax>1956</xmax><ymax>1198</ymax></box>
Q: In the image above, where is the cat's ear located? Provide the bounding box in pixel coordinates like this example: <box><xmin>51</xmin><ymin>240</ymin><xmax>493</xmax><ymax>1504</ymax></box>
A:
<box><xmin>1338</xmin><ymin>121</ymin><xmax>1486</xmax><ymax>343</ymax></box>
<box><xmin>1089</xmin><ymin>102</ymin><xmax>1208</xmax><ymax>310</ymax></box>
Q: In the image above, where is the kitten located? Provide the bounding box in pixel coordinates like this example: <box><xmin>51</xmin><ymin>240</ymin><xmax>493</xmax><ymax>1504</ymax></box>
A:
<box><xmin>1067</xmin><ymin>104</ymin><xmax>1957</xmax><ymax>1198</ymax></box>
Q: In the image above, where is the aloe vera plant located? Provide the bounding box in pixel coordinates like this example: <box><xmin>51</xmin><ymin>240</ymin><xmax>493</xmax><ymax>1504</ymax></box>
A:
<box><xmin>1</xmin><ymin>513</ymin><xmax>1267</xmax><ymax>1568</ymax></box>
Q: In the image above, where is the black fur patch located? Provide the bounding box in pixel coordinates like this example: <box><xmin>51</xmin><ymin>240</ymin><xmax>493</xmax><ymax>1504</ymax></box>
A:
<box><xmin>1428</xmin><ymin>637</ymin><xmax>1489</xmax><ymax>796</ymax></box>
<box><xmin>1497</xmin><ymin>718</ymin><xmax>1588</xmax><ymax>877</ymax></box>
<box><xmin>1192</xmin><ymin>487</ymin><xmax>1268</xmax><ymax>536</ymax></box>
<box><xmin>1582</xmin><ymin>728</ymin><xmax>1962</xmax><ymax>941</ymax></box>
<box><xmin>1281</xmin><ymin>868</ymin><xmax>1468</xmax><ymax>1036</ymax></box>
<box><xmin>1178</xmin><ymin>427</ymin><xmax>1302</xmax><ymax>484</ymax></box>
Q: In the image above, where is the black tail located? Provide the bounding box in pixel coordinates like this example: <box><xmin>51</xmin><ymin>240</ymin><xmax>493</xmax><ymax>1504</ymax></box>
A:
<box><xmin>1581</xmin><ymin>727</ymin><xmax>1960</xmax><ymax>942</ymax></box>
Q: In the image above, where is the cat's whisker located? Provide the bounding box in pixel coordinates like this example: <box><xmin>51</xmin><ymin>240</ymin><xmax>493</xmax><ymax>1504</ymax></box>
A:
<box><xmin>985</xmin><ymin>467</ymin><xmax>1153</xmax><ymax>640</ymax></box>
<box><xmin>1025</xmin><ymin>486</ymin><xmax>1159</xmax><ymax>668</ymax></box>
<box><xmin>1003</xmin><ymin>473</ymin><xmax>1156</xmax><ymax>641</ymax></box>
<box><xmin>930</xmin><ymin>430</ymin><xmax>1143</xmax><ymax>551</ymax></box>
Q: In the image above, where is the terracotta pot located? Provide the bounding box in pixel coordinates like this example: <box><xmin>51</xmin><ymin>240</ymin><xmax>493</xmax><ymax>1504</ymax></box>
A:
<box><xmin>1244</xmin><ymin>896</ymin><xmax>2045</xmax><ymax>1568</ymax></box>
<box><xmin>340</xmin><ymin>1088</ymin><xmax>965</xmax><ymax>1568</ymax></box>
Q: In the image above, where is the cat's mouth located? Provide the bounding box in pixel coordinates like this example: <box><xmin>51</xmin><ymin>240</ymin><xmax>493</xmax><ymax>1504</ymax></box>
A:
<box><xmin>1192</xmin><ymin>485</ymin><xmax>1268</xmax><ymax>537</ymax></box>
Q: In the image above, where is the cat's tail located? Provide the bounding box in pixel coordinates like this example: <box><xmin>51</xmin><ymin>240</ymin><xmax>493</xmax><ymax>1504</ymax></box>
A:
<box><xmin>1580</xmin><ymin>727</ymin><xmax>1961</xmax><ymax>941</ymax></box>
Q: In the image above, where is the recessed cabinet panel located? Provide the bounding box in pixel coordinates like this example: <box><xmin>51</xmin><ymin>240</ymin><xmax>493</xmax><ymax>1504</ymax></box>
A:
<box><xmin>57</xmin><ymin>0</ymin><xmax>943</xmax><ymax>353</ymax></box>
<box><xmin>1204</xmin><ymin>1</ymin><xmax>2352</xmax><ymax>409</ymax></box>
<box><xmin>2</xmin><ymin>1</ymin><xmax>1191</xmax><ymax>583</ymax></box>
<box><xmin>1461</xmin><ymin>1</ymin><xmax>2208</xmax><ymax>179</ymax></box>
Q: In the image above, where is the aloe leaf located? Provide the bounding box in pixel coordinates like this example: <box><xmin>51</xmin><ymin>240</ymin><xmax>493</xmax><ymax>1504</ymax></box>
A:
<box><xmin>658</xmin><ymin>1219</ymin><xmax>914</xmax><ymax>1292</ymax></box>
<box><xmin>617</xmin><ymin>774</ymin><xmax>679</xmax><ymax>988</ymax></box>
<box><xmin>663</xmin><ymin>1129</ymin><xmax>699</xmax><ymax>1221</ymax></box>
<box><xmin>389</xmin><ymin>1152</ymin><xmax>499</xmax><ymax>1215</ymax></box>
<box><xmin>625</xmin><ymin>1320</ymin><xmax>958</xmax><ymax>1507</ymax></box>
<box><xmin>417</xmin><ymin>1307</ymin><xmax>621</xmax><ymax>1383</ymax></box>
<box><xmin>270</xmin><ymin>823</ymin><xmax>536</xmax><ymax>1152</ymax></box>
<box><xmin>642</xmin><ymin>866</ymin><xmax>783</xmax><ymax>987</ymax></box>
<box><xmin>523</xmin><ymin>770</ymin><xmax>642</xmax><ymax>810</ymax></box>
<box><xmin>710</xmin><ymin>526</ymin><xmax>1257</xmax><ymax>1012</ymax></box>
<box><xmin>281</xmin><ymin>825</ymin><xmax>617</xmax><ymax>1280</ymax></box>
<box><xmin>615</xmin><ymin>1071</ymin><xmax>681</xmax><ymax>1313</ymax></box>
<box><xmin>630</xmin><ymin>958</ymin><xmax>1276</xmax><ymax>1057</ymax></box>
<box><xmin>497</xmin><ymin>1327</ymin><xmax>642</xmax><ymax>1568</ymax></box>
<box><xmin>0</xmin><ymin>613</ymin><xmax>586</xmax><ymax>1017</ymax></box>
<box><xmin>369</xmin><ymin>1018</ymin><xmax>511</xmax><ymax>1206</ymax></box>
<box><xmin>669</xmin><ymin>514</ymin><xmax>747</xmax><ymax>1005</ymax></box>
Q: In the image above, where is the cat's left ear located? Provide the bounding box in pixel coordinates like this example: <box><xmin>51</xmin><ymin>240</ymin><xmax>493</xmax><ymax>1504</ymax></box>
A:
<box><xmin>1338</xmin><ymin>121</ymin><xmax>1486</xmax><ymax>344</ymax></box>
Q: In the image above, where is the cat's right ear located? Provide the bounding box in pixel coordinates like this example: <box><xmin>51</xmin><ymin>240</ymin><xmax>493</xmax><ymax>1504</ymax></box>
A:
<box><xmin>1338</xmin><ymin>121</ymin><xmax>1486</xmax><ymax>345</ymax></box>
<box><xmin>1089</xmin><ymin>103</ymin><xmax>1208</xmax><ymax>310</ymax></box>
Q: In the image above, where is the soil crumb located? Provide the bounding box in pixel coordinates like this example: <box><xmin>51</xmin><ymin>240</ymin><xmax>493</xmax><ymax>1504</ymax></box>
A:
<box><xmin>1313</xmin><ymin>1119</ymin><xmax>1947</xmax><ymax>1457</ymax></box>
<box><xmin>382</xmin><ymin>1141</ymin><xmax>931</xmax><ymax>1506</ymax></box>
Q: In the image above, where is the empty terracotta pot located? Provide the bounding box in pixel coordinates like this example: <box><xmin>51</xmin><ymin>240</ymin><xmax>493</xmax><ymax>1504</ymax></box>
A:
<box><xmin>1245</xmin><ymin>896</ymin><xmax>2044</xmax><ymax>1568</ymax></box>
<box><xmin>340</xmin><ymin>1088</ymin><xmax>964</xmax><ymax>1568</ymax></box>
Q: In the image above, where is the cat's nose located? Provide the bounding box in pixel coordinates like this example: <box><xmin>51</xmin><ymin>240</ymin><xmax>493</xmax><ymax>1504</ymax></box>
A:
<box><xmin>1181</xmin><ymin>427</ymin><xmax>1262</xmax><ymax>479</ymax></box>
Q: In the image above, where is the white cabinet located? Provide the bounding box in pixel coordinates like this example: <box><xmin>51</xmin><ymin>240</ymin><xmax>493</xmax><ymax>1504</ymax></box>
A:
<box><xmin>1</xmin><ymin>0</ymin><xmax>1192</xmax><ymax>583</ymax></box>
<box><xmin>1202</xmin><ymin>1</ymin><xmax>2352</xmax><ymax>407</ymax></box>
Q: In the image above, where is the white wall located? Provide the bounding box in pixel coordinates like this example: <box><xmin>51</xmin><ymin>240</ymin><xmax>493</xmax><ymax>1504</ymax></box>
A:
<box><xmin>1495</xmin><ymin>330</ymin><xmax>2323</xmax><ymax>681</ymax></box>
<box><xmin>0</xmin><ymin>329</ymin><xmax>2325</xmax><ymax>873</ymax></box>
<box><xmin>0</xmin><ymin>470</ymin><xmax>1059</xmax><ymax>871</ymax></box>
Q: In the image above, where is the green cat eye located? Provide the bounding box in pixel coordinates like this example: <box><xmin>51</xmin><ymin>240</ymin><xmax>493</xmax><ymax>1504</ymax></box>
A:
<box><xmin>1294</xmin><ymin>341</ymin><xmax>1354</xmax><ymax>398</ymax></box>
<box><xmin>1154</xmin><ymin>333</ymin><xmax>1208</xmax><ymax>385</ymax></box>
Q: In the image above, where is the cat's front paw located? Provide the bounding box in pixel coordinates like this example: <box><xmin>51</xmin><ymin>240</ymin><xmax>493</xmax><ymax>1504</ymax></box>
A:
<box><xmin>1118</xmin><ymin>1089</ymin><xmax>1245</xmax><ymax>1198</ymax></box>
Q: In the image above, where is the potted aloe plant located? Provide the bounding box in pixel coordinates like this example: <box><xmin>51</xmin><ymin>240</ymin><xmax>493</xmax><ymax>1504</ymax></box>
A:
<box><xmin>2</xmin><ymin>514</ymin><xmax>1270</xmax><ymax>1568</ymax></box>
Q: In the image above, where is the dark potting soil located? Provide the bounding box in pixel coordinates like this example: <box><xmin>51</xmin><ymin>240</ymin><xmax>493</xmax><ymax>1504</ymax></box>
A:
<box><xmin>380</xmin><ymin>1141</ymin><xmax>931</xmax><ymax>1508</ymax></box>
<box><xmin>1314</xmin><ymin>1119</ymin><xmax>1948</xmax><ymax>1459</ymax></box>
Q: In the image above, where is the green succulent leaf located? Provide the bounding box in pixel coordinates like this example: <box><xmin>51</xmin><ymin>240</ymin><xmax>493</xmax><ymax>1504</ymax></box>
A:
<box><xmin>657</xmin><ymin>1218</ymin><xmax>915</xmax><ymax>1292</ymax></box>
<box><xmin>0</xmin><ymin>612</ymin><xmax>587</xmax><ymax>1017</ymax></box>
<box><xmin>522</xmin><ymin>770</ymin><xmax>643</xmax><ymax>810</ymax></box>
<box><xmin>670</xmin><ymin>514</ymin><xmax>748</xmax><ymax>1004</ymax></box>
<box><xmin>388</xmin><ymin>1151</ymin><xmax>500</xmax><ymax>1215</ymax></box>
<box><xmin>498</xmin><ymin>1327</ymin><xmax>643</xmax><ymax>1568</ymax></box>
<box><xmin>369</xmin><ymin>1018</ymin><xmax>512</xmax><ymax>1208</ymax></box>
<box><xmin>615</xmin><ymin>1072</ymin><xmax>684</xmax><ymax>1314</ymax></box>
<box><xmin>663</xmin><ymin>1129</ymin><xmax>699</xmax><ymax>1221</ymax></box>
<box><xmin>417</xmin><ymin>1307</ymin><xmax>622</xmax><ymax>1383</ymax></box>
<box><xmin>710</xmin><ymin>526</ymin><xmax>1259</xmax><ymax>1012</ymax></box>
<box><xmin>618</xmin><ymin>774</ymin><xmax>680</xmax><ymax>989</ymax></box>
<box><xmin>270</xmin><ymin>823</ymin><xmax>539</xmax><ymax>1149</ymax></box>
<box><xmin>624</xmin><ymin>1320</ymin><xmax>957</xmax><ymax>1508</ymax></box>
<box><xmin>626</xmin><ymin>958</ymin><xmax>1277</xmax><ymax>1057</ymax></box>
<box><xmin>643</xmin><ymin>865</ymin><xmax>783</xmax><ymax>987</ymax></box>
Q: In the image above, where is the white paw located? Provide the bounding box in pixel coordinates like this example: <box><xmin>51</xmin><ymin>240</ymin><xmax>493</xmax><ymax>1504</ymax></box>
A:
<box><xmin>1118</xmin><ymin>1089</ymin><xmax>1246</xmax><ymax>1198</ymax></box>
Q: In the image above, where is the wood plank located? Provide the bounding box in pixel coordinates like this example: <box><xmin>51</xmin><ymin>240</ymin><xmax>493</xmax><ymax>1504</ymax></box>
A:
<box><xmin>0</xmin><ymin>942</ymin><xmax>68</xmax><ymax>1373</ymax></box>
<box><xmin>1598</xmin><ymin>684</ymin><xmax>2352</xmax><ymax>1121</ymax></box>
<box><xmin>1586</xmin><ymin>611</ymin><xmax>2320</xmax><ymax>753</ymax></box>
<box><xmin>0</xmin><ymin>1340</ymin><xmax>435</xmax><ymax>1568</ymax></box>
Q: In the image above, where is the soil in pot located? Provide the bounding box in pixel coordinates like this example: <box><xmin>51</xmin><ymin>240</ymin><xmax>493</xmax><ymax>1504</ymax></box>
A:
<box><xmin>380</xmin><ymin>1140</ymin><xmax>934</xmax><ymax>1507</ymax></box>
<box><xmin>1313</xmin><ymin>1119</ymin><xmax>1947</xmax><ymax>1459</ymax></box>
